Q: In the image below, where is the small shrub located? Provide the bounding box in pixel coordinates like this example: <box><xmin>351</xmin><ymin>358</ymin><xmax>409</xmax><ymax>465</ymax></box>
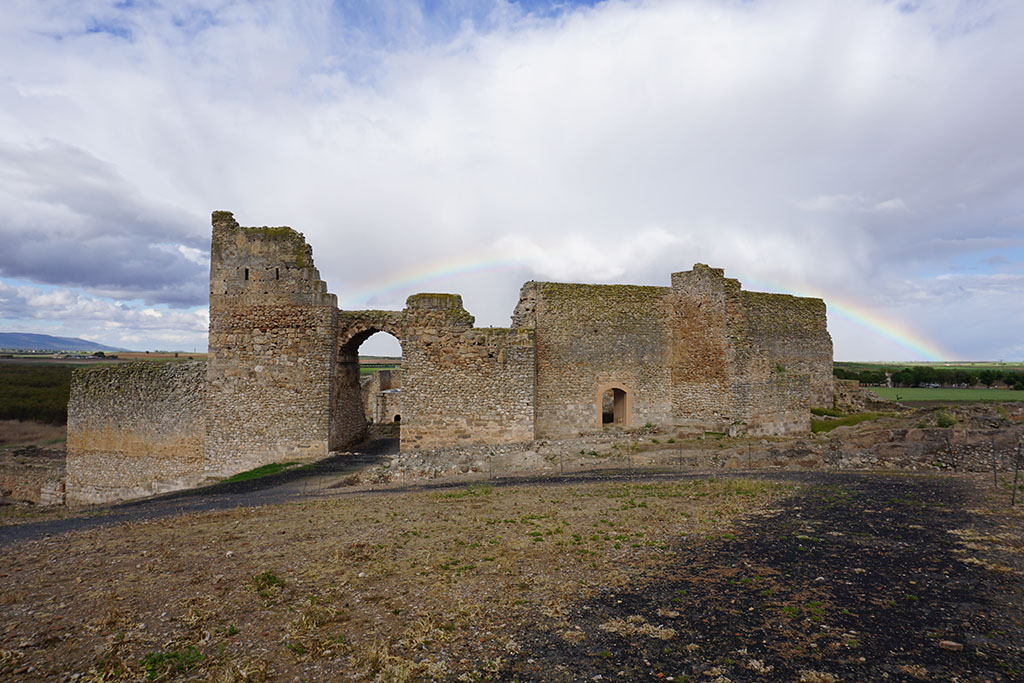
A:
<box><xmin>252</xmin><ymin>570</ymin><xmax>285</xmax><ymax>599</ymax></box>
<box><xmin>140</xmin><ymin>646</ymin><xmax>203</xmax><ymax>680</ymax></box>
<box><xmin>935</xmin><ymin>411</ymin><xmax>956</xmax><ymax>428</ymax></box>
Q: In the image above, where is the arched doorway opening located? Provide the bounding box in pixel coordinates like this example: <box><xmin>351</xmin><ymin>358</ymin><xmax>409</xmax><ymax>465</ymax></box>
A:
<box><xmin>332</xmin><ymin>325</ymin><xmax>403</xmax><ymax>449</ymax></box>
<box><xmin>596</xmin><ymin>383</ymin><xmax>632</xmax><ymax>429</ymax></box>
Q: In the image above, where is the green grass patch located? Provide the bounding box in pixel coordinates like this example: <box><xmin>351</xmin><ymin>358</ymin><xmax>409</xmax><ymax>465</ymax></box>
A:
<box><xmin>811</xmin><ymin>412</ymin><xmax>880</xmax><ymax>433</ymax></box>
<box><xmin>810</xmin><ymin>407</ymin><xmax>845</xmax><ymax>417</ymax></box>
<box><xmin>223</xmin><ymin>461</ymin><xmax>300</xmax><ymax>482</ymax></box>
<box><xmin>359</xmin><ymin>364</ymin><xmax>399</xmax><ymax>375</ymax></box>
<box><xmin>140</xmin><ymin>646</ymin><xmax>203</xmax><ymax>679</ymax></box>
<box><xmin>868</xmin><ymin>387</ymin><xmax>1024</xmax><ymax>402</ymax></box>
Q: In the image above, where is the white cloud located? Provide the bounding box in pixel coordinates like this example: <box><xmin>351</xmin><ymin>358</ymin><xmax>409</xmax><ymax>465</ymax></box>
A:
<box><xmin>0</xmin><ymin>280</ymin><xmax>208</xmax><ymax>350</ymax></box>
<box><xmin>0</xmin><ymin>1</ymin><xmax>1023</xmax><ymax>358</ymax></box>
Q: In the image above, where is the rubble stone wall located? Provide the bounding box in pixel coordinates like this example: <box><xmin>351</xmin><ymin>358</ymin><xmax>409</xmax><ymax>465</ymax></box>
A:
<box><xmin>515</xmin><ymin>281</ymin><xmax>673</xmax><ymax>439</ymax></box>
<box><xmin>402</xmin><ymin>294</ymin><xmax>536</xmax><ymax>449</ymax></box>
<box><xmin>63</xmin><ymin>212</ymin><xmax>834</xmax><ymax>504</ymax></box>
<box><xmin>741</xmin><ymin>290</ymin><xmax>833</xmax><ymax>408</ymax></box>
<box><xmin>361</xmin><ymin>369</ymin><xmax>402</xmax><ymax>423</ymax></box>
<box><xmin>515</xmin><ymin>266</ymin><xmax>830</xmax><ymax>438</ymax></box>
<box><xmin>205</xmin><ymin>212</ymin><xmax>339</xmax><ymax>476</ymax></box>
<box><xmin>66</xmin><ymin>362</ymin><xmax>205</xmax><ymax>504</ymax></box>
<box><xmin>0</xmin><ymin>449</ymin><xmax>65</xmax><ymax>505</ymax></box>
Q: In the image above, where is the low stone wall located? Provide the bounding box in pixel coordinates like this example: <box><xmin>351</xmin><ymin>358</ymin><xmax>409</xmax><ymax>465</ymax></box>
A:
<box><xmin>66</xmin><ymin>362</ymin><xmax>206</xmax><ymax>505</ymax></box>
<box><xmin>362</xmin><ymin>369</ymin><xmax>401</xmax><ymax>424</ymax></box>
<box><xmin>833</xmin><ymin>378</ymin><xmax>896</xmax><ymax>412</ymax></box>
<box><xmin>0</xmin><ymin>448</ymin><xmax>65</xmax><ymax>505</ymax></box>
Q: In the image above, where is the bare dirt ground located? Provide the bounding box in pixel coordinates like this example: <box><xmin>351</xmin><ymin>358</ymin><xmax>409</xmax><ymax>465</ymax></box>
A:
<box><xmin>0</xmin><ymin>421</ymin><xmax>65</xmax><ymax>449</ymax></box>
<box><xmin>1</xmin><ymin>468</ymin><xmax>1022</xmax><ymax>682</ymax></box>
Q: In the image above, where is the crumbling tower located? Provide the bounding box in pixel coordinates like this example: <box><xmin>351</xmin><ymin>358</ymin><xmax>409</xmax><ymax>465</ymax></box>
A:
<box><xmin>204</xmin><ymin>211</ymin><xmax>338</xmax><ymax>476</ymax></box>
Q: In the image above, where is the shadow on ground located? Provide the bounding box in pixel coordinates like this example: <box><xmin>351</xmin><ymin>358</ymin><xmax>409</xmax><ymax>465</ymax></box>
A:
<box><xmin>503</xmin><ymin>473</ymin><xmax>1024</xmax><ymax>682</ymax></box>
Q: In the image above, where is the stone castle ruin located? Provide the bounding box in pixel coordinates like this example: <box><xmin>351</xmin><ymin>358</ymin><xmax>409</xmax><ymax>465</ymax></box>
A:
<box><xmin>65</xmin><ymin>211</ymin><xmax>833</xmax><ymax>504</ymax></box>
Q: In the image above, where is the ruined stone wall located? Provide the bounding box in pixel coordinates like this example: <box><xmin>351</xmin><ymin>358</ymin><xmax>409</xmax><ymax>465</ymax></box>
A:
<box><xmin>666</xmin><ymin>267</ymin><xmax>737</xmax><ymax>427</ymax></box>
<box><xmin>730</xmin><ymin>374</ymin><xmax>812</xmax><ymax>435</ymax></box>
<box><xmin>741</xmin><ymin>290</ymin><xmax>833</xmax><ymax>408</ymax></box>
<box><xmin>66</xmin><ymin>362</ymin><xmax>205</xmax><ymax>504</ymax></box>
<box><xmin>0</xmin><ymin>449</ymin><xmax>65</xmax><ymax>505</ymax></box>
<box><xmin>205</xmin><ymin>212</ymin><xmax>338</xmax><ymax>476</ymax></box>
<box><xmin>361</xmin><ymin>369</ymin><xmax>402</xmax><ymax>423</ymax></box>
<box><xmin>402</xmin><ymin>294</ymin><xmax>535</xmax><ymax>449</ymax></box>
<box><xmin>834</xmin><ymin>378</ymin><xmax>862</xmax><ymax>410</ymax></box>
<box><xmin>667</xmin><ymin>265</ymin><xmax>824</xmax><ymax>434</ymax></box>
<box><xmin>515</xmin><ymin>282</ymin><xmax>673</xmax><ymax>439</ymax></box>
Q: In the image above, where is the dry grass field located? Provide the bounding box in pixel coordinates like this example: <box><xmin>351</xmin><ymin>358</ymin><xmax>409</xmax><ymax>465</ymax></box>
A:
<box><xmin>0</xmin><ymin>478</ymin><xmax>787</xmax><ymax>681</ymax></box>
<box><xmin>2</xmin><ymin>471</ymin><xmax>1022</xmax><ymax>681</ymax></box>
<box><xmin>0</xmin><ymin>420</ymin><xmax>65</xmax><ymax>448</ymax></box>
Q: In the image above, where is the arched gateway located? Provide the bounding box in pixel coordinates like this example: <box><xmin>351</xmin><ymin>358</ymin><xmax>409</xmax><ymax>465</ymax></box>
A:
<box><xmin>332</xmin><ymin>312</ymin><xmax>405</xmax><ymax>449</ymax></box>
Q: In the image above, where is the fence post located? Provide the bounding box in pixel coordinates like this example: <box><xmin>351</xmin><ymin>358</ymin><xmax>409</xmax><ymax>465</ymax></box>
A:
<box><xmin>992</xmin><ymin>439</ymin><xmax>998</xmax><ymax>487</ymax></box>
<box><xmin>1012</xmin><ymin>441</ymin><xmax>1021</xmax><ymax>507</ymax></box>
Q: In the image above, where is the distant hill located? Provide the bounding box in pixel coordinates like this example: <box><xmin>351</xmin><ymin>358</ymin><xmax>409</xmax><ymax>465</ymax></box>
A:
<box><xmin>0</xmin><ymin>333</ymin><xmax>126</xmax><ymax>353</ymax></box>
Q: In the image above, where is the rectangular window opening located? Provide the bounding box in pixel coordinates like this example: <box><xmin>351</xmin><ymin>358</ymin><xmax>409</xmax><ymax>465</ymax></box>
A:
<box><xmin>244</xmin><ymin>268</ymin><xmax>249</xmax><ymax>281</ymax></box>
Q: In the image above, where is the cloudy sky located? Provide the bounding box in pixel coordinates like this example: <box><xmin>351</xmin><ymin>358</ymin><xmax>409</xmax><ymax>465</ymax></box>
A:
<box><xmin>1</xmin><ymin>0</ymin><xmax>1021</xmax><ymax>360</ymax></box>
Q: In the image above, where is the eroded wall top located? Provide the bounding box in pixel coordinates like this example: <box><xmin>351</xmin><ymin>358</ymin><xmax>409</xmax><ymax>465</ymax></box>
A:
<box><xmin>210</xmin><ymin>211</ymin><xmax>336</xmax><ymax>308</ymax></box>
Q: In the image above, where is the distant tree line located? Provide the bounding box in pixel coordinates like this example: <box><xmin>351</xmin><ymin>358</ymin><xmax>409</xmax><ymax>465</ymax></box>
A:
<box><xmin>834</xmin><ymin>366</ymin><xmax>1024</xmax><ymax>391</ymax></box>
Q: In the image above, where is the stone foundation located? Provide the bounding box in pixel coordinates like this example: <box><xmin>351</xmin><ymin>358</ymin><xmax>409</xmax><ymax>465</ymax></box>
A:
<box><xmin>0</xmin><ymin>448</ymin><xmax>65</xmax><ymax>506</ymax></box>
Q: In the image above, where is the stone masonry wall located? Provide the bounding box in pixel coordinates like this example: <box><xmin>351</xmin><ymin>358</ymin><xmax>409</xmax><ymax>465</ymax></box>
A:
<box><xmin>668</xmin><ymin>265</ymin><xmax>825</xmax><ymax>433</ymax></box>
<box><xmin>361</xmin><ymin>369</ymin><xmax>402</xmax><ymax>423</ymax></box>
<box><xmin>402</xmin><ymin>294</ymin><xmax>535</xmax><ymax>449</ymax></box>
<box><xmin>514</xmin><ymin>282</ymin><xmax>673</xmax><ymax>439</ymax></box>
<box><xmin>0</xmin><ymin>449</ymin><xmax>65</xmax><ymax>505</ymax></box>
<box><xmin>66</xmin><ymin>362</ymin><xmax>206</xmax><ymax>505</ymax></box>
<box><xmin>205</xmin><ymin>212</ymin><xmax>339</xmax><ymax>477</ymax></box>
<box><xmin>741</xmin><ymin>290</ymin><xmax>833</xmax><ymax>408</ymax></box>
<box><xmin>666</xmin><ymin>267</ymin><xmax>735</xmax><ymax>427</ymax></box>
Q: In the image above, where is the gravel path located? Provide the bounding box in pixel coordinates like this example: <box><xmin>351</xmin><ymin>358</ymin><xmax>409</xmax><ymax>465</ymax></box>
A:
<box><xmin>0</xmin><ymin>442</ymin><xmax>400</xmax><ymax>547</ymax></box>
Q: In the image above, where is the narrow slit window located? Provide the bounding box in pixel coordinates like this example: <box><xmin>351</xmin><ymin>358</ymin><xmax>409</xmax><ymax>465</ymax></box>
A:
<box><xmin>244</xmin><ymin>268</ymin><xmax>249</xmax><ymax>281</ymax></box>
<box><xmin>275</xmin><ymin>267</ymin><xmax>280</xmax><ymax>280</ymax></box>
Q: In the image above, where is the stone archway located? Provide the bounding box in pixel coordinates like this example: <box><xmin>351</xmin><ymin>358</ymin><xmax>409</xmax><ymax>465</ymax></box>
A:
<box><xmin>331</xmin><ymin>312</ymin><xmax>405</xmax><ymax>449</ymax></box>
<box><xmin>596</xmin><ymin>382</ymin><xmax>633</xmax><ymax>429</ymax></box>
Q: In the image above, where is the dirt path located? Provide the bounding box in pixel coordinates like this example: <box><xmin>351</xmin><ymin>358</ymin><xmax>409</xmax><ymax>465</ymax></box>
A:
<box><xmin>502</xmin><ymin>472</ymin><xmax>1024</xmax><ymax>682</ymax></box>
<box><xmin>0</xmin><ymin>446</ymin><xmax>396</xmax><ymax>547</ymax></box>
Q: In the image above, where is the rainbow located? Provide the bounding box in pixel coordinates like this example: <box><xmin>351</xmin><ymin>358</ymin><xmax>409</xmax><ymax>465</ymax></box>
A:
<box><xmin>337</xmin><ymin>254</ymin><xmax>955</xmax><ymax>362</ymax></box>
<box><xmin>337</xmin><ymin>251</ymin><xmax>522</xmax><ymax>309</ymax></box>
<box><xmin>745</xmin><ymin>277</ymin><xmax>954</xmax><ymax>362</ymax></box>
